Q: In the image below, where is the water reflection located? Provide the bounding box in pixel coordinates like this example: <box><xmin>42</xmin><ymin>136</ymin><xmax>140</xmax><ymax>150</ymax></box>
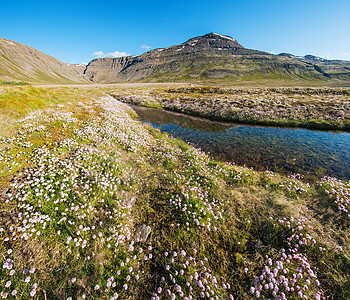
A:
<box><xmin>131</xmin><ymin>105</ymin><xmax>236</xmax><ymax>132</ymax></box>
<box><xmin>131</xmin><ymin>105</ymin><xmax>350</xmax><ymax>182</ymax></box>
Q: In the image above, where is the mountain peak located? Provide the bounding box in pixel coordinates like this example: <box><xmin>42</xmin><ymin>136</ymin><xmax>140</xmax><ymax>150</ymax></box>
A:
<box><xmin>207</xmin><ymin>32</ymin><xmax>237</xmax><ymax>42</ymax></box>
<box><xmin>182</xmin><ymin>32</ymin><xmax>244</xmax><ymax>51</ymax></box>
<box><xmin>83</xmin><ymin>33</ymin><xmax>350</xmax><ymax>84</ymax></box>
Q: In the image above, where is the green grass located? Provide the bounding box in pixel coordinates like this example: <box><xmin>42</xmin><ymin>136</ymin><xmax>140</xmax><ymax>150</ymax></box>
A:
<box><xmin>0</xmin><ymin>80</ymin><xmax>29</xmax><ymax>86</ymax></box>
<box><xmin>0</xmin><ymin>86</ymin><xmax>349</xmax><ymax>299</ymax></box>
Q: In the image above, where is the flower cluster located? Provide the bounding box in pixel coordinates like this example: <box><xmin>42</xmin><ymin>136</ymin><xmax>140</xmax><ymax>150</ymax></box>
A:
<box><xmin>317</xmin><ymin>176</ymin><xmax>350</xmax><ymax>217</ymax></box>
<box><xmin>151</xmin><ymin>249</ymin><xmax>233</xmax><ymax>300</ymax></box>
<box><xmin>0</xmin><ymin>96</ymin><xmax>155</xmax><ymax>299</ymax></box>
<box><xmin>251</xmin><ymin>217</ymin><xmax>322</xmax><ymax>299</ymax></box>
<box><xmin>279</xmin><ymin>174</ymin><xmax>310</xmax><ymax>198</ymax></box>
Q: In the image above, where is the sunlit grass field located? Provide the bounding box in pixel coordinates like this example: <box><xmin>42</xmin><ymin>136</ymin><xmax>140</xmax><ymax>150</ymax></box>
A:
<box><xmin>0</xmin><ymin>86</ymin><xmax>349</xmax><ymax>299</ymax></box>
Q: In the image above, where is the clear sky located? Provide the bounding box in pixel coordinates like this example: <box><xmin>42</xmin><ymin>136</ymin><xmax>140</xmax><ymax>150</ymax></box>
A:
<box><xmin>1</xmin><ymin>0</ymin><xmax>349</xmax><ymax>64</ymax></box>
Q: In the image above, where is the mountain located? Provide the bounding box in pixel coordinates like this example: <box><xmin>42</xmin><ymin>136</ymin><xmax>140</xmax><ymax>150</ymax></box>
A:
<box><xmin>84</xmin><ymin>33</ymin><xmax>350</xmax><ymax>84</ymax></box>
<box><xmin>0</xmin><ymin>37</ymin><xmax>87</xmax><ymax>84</ymax></box>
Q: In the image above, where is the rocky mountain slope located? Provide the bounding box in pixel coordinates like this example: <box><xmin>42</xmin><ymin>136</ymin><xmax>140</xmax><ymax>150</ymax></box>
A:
<box><xmin>0</xmin><ymin>37</ymin><xmax>87</xmax><ymax>84</ymax></box>
<box><xmin>84</xmin><ymin>33</ymin><xmax>350</xmax><ymax>84</ymax></box>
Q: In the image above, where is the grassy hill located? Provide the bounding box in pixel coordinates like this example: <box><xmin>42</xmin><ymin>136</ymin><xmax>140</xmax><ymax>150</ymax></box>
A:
<box><xmin>0</xmin><ymin>86</ymin><xmax>349</xmax><ymax>299</ymax></box>
<box><xmin>0</xmin><ymin>38</ymin><xmax>87</xmax><ymax>84</ymax></box>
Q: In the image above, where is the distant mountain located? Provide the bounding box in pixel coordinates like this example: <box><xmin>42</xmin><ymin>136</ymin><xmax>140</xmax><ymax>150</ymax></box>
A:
<box><xmin>1</xmin><ymin>34</ymin><xmax>349</xmax><ymax>85</ymax></box>
<box><xmin>84</xmin><ymin>33</ymin><xmax>350</xmax><ymax>84</ymax></box>
<box><xmin>0</xmin><ymin>37</ymin><xmax>87</xmax><ymax>84</ymax></box>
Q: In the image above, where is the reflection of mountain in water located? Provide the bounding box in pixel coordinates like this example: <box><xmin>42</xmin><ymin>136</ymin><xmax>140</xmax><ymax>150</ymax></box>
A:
<box><xmin>131</xmin><ymin>104</ymin><xmax>350</xmax><ymax>182</ymax></box>
<box><xmin>131</xmin><ymin>105</ymin><xmax>236</xmax><ymax>133</ymax></box>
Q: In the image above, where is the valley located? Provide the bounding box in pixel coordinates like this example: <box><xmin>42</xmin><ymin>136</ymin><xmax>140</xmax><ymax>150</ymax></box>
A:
<box><xmin>0</xmin><ymin>31</ymin><xmax>350</xmax><ymax>299</ymax></box>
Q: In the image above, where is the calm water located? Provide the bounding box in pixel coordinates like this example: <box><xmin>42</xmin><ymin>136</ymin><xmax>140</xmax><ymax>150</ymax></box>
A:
<box><xmin>131</xmin><ymin>105</ymin><xmax>350</xmax><ymax>182</ymax></box>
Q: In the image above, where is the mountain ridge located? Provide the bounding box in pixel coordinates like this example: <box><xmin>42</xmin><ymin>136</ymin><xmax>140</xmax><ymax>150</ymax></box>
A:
<box><xmin>84</xmin><ymin>33</ymin><xmax>350</xmax><ymax>84</ymax></box>
<box><xmin>1</xmin><ymin>34</ymin><xmax>349</xmax><ymax>85</ymax></box>
<box><xmin>0</xmin><ymin>37</ymin><xmax>87</xmax><ymax>84</ymax></box>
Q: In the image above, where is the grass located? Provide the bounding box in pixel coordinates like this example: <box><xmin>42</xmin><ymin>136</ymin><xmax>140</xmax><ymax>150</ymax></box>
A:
<box><xmin>110</xmin><ymin>86</ymin><xmax>350</xmax><ymax>131</ymax></box>
<box><xmin>0</xmin><ymin>81</ymin><xmax>29</xmax><ymax>86</ymax></box>
<box><xmin>0</xmin><ymin>86</ymin><xmax>349</xmax><ymax>299</ymax></box>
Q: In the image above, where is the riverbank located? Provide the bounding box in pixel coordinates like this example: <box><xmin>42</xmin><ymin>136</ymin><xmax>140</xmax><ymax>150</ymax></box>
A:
<box><xmin>0</xmin><ymin>86</ymin><xmax>349</xmax><ymax>299</ymax></box>
<box><xmin>109</xmin><ymin>86</ymin><xmax>350</xmax><ymax>131</ymax></box>
<box><xmin>131</xmin><ymin>104</ymin><xmax>350</xmax><ymax>183</ymax></box>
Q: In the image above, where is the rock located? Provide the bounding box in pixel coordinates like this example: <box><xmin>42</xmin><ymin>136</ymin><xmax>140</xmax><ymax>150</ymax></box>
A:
<box><xmin>135</xmin><ymin>224</ymin><xmax>151</xmax><ymax>242</ymax></box>
<box><xmin>126</xmin><ymin>197</ymin><xmax>136</xmax><ymax>207</ymax></box>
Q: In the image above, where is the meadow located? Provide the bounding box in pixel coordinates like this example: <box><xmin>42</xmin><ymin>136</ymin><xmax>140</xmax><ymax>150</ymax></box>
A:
<box><xmin>110</xmin><ymin>86</ymin><xmax>350</xmax><ymax>131</ymax></box>
<box><xmin>0</xmin><ymin>86</ymin><xmax>349</xmax><ymax>299</ymax></box>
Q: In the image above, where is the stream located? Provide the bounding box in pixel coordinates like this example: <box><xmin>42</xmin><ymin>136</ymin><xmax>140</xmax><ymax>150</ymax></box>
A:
<box><xmin>131</xmin><ymin>105</ymin><xmax>350</xmax><ymax>182</ymax></box>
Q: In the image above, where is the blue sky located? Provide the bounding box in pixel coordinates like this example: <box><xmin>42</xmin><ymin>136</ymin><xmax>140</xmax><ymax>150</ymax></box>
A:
<box><xmin>1</xmin><ymin>0</ymin><xmax>349</xmax><ymax>64</ymax></box>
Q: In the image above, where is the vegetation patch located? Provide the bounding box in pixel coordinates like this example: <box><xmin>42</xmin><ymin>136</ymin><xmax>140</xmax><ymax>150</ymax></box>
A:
<box><xmin>0</xmin><ymin>87</ymin><xmax>349</xmax><ymax>299</ymax></box>
<box><xmin>110</xmin><ymin>86</ymin><xmax>350</xmax><ymax>131</ymax></box>
<box><xmin>0</xmin><ymin>81</ymin><xmax>29</xmax><ymax>86</ymax></box>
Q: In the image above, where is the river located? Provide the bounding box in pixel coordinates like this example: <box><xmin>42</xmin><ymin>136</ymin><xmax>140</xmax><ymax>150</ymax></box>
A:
<box><xmin>131</xmin><ymin>105</ymin><xmax>350</xmax><ymax>182</ymax></box>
